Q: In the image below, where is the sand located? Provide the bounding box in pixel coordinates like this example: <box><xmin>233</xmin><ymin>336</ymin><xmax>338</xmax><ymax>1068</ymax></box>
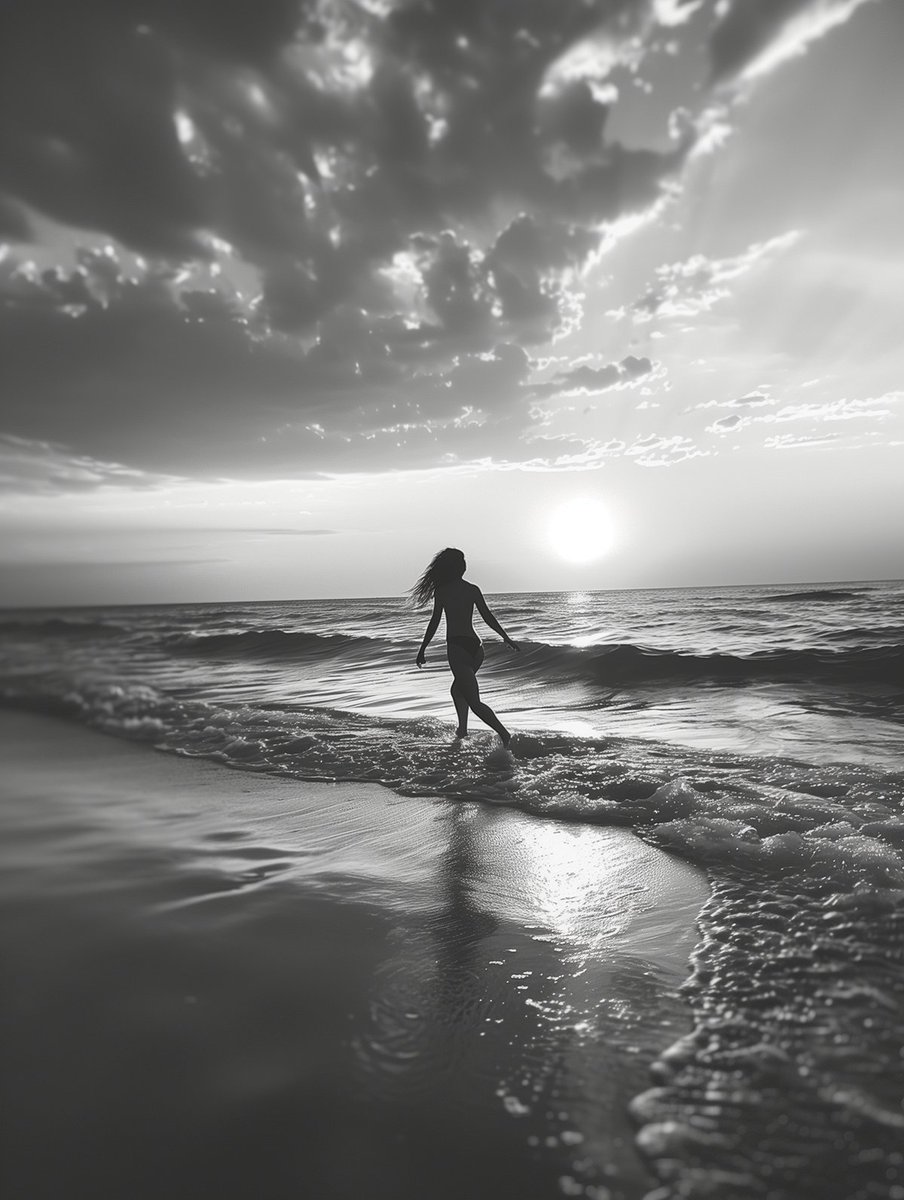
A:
<box><xmin>0</xmin><ymin>711</ymin><xmax>708</xmax><ymax>1200</ymax></box>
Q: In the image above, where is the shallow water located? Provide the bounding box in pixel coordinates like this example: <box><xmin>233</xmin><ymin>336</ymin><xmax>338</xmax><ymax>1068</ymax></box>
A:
<box><xmin>1</xmin><ymin>715</ymin><xmax>704</xmax><ymax>1200</ymax></box>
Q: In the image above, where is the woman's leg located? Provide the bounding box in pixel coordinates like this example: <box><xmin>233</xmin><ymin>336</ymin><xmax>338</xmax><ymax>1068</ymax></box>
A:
<box><xmin>448</xmin><ymin>650</ymin><xmax>510</xmax><ymax>745</ymax></box>
<box><xmin>450</xmin><ymin>680</ymin><xmax>470</xmax><ymax>736</ymax></box>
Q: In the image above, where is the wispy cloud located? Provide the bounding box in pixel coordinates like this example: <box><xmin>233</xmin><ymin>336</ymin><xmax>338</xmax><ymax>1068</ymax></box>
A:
<box><xmin>706</xmin><ymin>390</ymin><xmax>901</xmax><ymax>439</ymax></box>
<box><xmin>629</xmin><ymin>232</ymin><xmax>801</xmax><ymax>323</ymax></box>
<box><xmin>625</xmin><ymin>432</ymin><xmax>707</xmax><ymax>467</ymax></box>
<box><xmin>0</xmin><ymin>434</ymin><xmax>176</xmax><ymax>494</ymax></box>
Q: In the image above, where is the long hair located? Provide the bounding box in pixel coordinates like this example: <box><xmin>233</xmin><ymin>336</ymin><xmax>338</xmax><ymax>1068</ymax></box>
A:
<box><xmin>409</xmin><ymin>547</ymin><xmax>466</xmax><ymax>607</ymax></box>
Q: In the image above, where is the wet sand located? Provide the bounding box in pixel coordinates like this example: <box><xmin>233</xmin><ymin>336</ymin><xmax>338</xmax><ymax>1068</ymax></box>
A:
<box><xmin>0</xmin><ymin>712</ymin><xmax>708</xmax><ymax>1200</ymax></box>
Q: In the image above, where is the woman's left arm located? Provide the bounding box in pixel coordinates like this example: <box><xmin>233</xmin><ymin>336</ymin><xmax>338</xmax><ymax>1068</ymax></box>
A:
<box><xmin>474</xmin><ymin>590</ymin><xmax>520</xmax><ymax>651</ymax></box>
<box><xmin>416</xmin><ymin>597</ymin><xmax>442</xmax><ymax>667</ymax></box>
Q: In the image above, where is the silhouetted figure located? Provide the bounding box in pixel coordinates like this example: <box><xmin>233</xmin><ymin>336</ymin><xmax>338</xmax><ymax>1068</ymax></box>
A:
<box><xmin>411</xmin><ymin>548</ymin><xmax>520</xmax><ymax>745</ymax></box>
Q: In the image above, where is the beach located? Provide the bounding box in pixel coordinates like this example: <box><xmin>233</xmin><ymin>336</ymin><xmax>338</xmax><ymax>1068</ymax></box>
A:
<box><xmin>0</xmin><ymin>711</ymin><xmax>707</xmax><ymax>1200</ymax></box>
<box><xmin>2</xmin><ymin>583</ymin><xmax>903</xmax><ymax>1196</ymax></box>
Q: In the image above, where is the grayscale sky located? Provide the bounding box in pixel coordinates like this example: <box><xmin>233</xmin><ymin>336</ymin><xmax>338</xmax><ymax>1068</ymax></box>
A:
<box><xmin>1</xmin><ymin>0</ymin><xmax>902</xmax><ymax>604</ymax></box>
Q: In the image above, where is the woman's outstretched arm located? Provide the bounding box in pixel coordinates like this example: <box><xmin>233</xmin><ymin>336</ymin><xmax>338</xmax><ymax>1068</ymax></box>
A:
<box><xmin>415</xmin><ymin>596</ymin><xmax>442</xmax><ymax>667</ymax></box>
<box><xmin>474</xmin><ymin>590</ymin><xmax>520</xmax><ymax>650</ymax></box>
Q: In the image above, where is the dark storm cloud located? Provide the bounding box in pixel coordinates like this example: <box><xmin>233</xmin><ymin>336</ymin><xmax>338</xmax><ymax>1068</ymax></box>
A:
<box><xmin>0</xmin><ymin>0</ymin><xmax>868</xmax><ymax>483</ymax></box>
<box><xmin>0</xmin><ymin>0</ymin><xmax>317</xmax><ymax>258</ymax></box>
<box><xmin>0</xmin><ymin>0</ymin><xmax>685</xmax><ymax>318</ymax></box>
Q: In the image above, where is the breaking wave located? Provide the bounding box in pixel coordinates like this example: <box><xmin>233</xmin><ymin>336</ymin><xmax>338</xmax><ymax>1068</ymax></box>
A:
<box><xmin>167</xmin><ymin>627</ymin><xmax>904</xmax><ymax>687</ymax></box>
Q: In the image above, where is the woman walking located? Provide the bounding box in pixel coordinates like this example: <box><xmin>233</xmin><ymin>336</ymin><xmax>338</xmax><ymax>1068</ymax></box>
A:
<box><xmin>411</xmin><ymin>548</ymin><xmax>520</xmax><ymax>745</ymax></box>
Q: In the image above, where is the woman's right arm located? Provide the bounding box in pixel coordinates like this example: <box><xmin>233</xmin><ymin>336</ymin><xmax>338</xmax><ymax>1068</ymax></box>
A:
<box><xmin>416</xmin><ymin>597</ymin><xmax>442</xmax><ymax>666</ymax></box>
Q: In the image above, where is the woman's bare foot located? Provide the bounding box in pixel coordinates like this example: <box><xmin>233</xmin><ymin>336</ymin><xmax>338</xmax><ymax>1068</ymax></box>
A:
<box><xmin>455</xmin><ymin>728</ymin><xmax>470</xmax><ymax>738</ymax></box>
<box><xmin>500</xmin><ymin>728</ymin><xmax>511</xmax><ymax>748</ymax></box>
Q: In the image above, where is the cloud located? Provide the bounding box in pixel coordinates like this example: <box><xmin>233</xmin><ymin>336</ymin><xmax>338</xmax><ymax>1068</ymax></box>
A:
<box><xmin>0</xmin><ymin>246</ymin><xmax>608</xmax><ymax>479</ymax></box>
<box><xmin>0</xmin><ymin>434</ymin><xmax>176</xmax><ymax>494</ymax></box>
<box><xmin>694</xmin><ymin>389</ymin><xmax>777</xmax><ymax>412</ymax></box>
<box><xmin>631</xmin><ymin>231</ymin><xmax>801</xmax><ymax>322</ymax></box>
<box><xmin>708</xmin><ymin>413</ymin><xmax>743</xmax><ymax>433</ymax></box>
<box><xmin>764</xmin><ymin>432</ymin><xmax>841</xmax><ymax>450</ymax></box>
<box><xmin>0</xmin><ymin>0</ymin><xmax>688</xmax><ymax>339</ymax></box>
<box><xmin>0</xmin><ymin>0</ymin><xmax>878</xmax><ymax>488</ymax></box>
<box><xmin>564</xmin><ymin>353</ymin><xmax>654</xmax><ymax>390</ymax></box>
<box><xmin>625</xmin><ymin>433</ymin><xmax>707</xmax><ymax>466</ymax></box>
<box><xmin>703</xmin><ymin>390</ymin><xmax>901</xmax><ymax>442</ymax></box>
<box><xmin>709</xmin><ymin>0</ymin><xmax>878</xmax><ymax>84</ymax></box>
<box><xmin>727</xmin><ymin>392</ymin><xmax>774</xmax><ymax>408</ymax></box>
<box><xmin>532</xmin><ymin>354</ymin><xmax>655</xmax><ymax>400</ymax></box>
<box><xmin>769</xmin><ymin>395</ymin><xmax>899</xmax><ymax>423</ymax></box>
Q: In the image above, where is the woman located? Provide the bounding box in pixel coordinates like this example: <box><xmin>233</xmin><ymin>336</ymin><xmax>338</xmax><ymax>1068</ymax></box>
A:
<box><xmin>411</xmin><ymin>547</ymin><xmax>520</xmax><ymax>745</ymax></box>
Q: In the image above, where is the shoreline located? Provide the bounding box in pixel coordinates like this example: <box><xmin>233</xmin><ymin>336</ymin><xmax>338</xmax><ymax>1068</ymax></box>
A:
<box><xmin>1</xmin><ymin>711</ymin><xmax>708</xmax><ymax>1199</ymax></box>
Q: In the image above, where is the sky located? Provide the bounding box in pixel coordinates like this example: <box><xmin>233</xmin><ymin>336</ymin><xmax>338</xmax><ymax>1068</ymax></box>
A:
<box><xmin>1</xmin><ymin>0</ymin><xmax>902</xmax><ymax>604</ymax></box>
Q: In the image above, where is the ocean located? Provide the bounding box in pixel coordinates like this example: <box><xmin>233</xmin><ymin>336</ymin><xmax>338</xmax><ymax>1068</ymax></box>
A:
<box><xmin>2</xmin><ymin>579</ymin><xmax>904</xmax><ymax>1198</ymax></box>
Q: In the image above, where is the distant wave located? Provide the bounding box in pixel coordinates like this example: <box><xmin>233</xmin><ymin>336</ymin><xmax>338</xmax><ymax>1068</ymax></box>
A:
<box><xmin>514</xmin><ymin>639</ymin><xmax>904</xmax><ymax>686</ymax></box>
<box><xmin>0</xmin><ymin>617</ymin><xmax>126</xmax><ymax>637</ymax></box>
<box><xmin>823</xmin><ymin>625</ymin><xmax>904</xmax><ymax>643</ymax></box>
<box><xmin>761</xmin><ymin>588</ymin><xmax>874</xmax><ymax>602</ymax></box>
<box><xmin>166</xmin><ymin>628</ymin><xmax>904</xmax><ymax>685</ymax></box>
<box><xmin>167</xmin><ymin>628</ymin><xmax>391</xmax><ymax>658</ymax></box>
<box><xmin>6</xmin><ymin>615</ymin><xmax>901</xmax><ymax>690</ymax></box>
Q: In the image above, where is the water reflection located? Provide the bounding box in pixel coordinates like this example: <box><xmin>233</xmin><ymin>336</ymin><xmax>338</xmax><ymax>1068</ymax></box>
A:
<box><xmin>352</xmin><ymin>802</ymin><xmax>706</xmax><ymax>1199</ymax></box>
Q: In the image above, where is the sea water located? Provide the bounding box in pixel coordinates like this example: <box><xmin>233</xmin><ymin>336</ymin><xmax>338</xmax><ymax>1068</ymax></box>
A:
<box><xmin>2</xmin><ymin>580</ymin><xmax>903</xmax><ymax>1198</ymax></box>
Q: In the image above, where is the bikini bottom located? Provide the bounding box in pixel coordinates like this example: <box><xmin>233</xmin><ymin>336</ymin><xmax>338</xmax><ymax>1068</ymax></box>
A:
<box><xmin>447</xmin><ymin>635</ymin><xmax>484</xmax><ymax>671</ymax></box>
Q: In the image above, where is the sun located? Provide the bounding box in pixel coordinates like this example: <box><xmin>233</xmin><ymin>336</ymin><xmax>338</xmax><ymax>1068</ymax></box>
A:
<box><xmin>547</xmin><ymin>498</ymin><xmax>617</xmax><ymax>563</ymax></box>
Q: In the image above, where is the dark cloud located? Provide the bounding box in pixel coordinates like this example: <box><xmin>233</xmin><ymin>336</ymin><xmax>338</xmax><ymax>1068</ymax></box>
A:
<box><xmin>633</xmin><ymin>290</ymin><xmax>663</xmax><ymax>318</ymax></box>
<box><xmin>0</xmin><ymin>196</ymin><xmax>32</xmax><ymax>241</ymax></box>
<box><xmin>709</xmin><ymin>0</ymin><xmax>811</xmax><ymax>81</ymax></box>
<box><xmin>620</xmin><ymin>354</ymin><xmax>654</xmax><ymax>379</ymax></box>
<box><xmin>0</xmin><ymin>1</ymin><xmax>325</xmax><ymax>257</ymax></box>
<box><xmin>0</xmin><ymin>253</ymin><xmax>543</xmax><ymax>477</ymax></box>
<box><xmin>0</xmin><ymin>0</ymin><xmax>867</xmax><ymax>486</ymax></box>
<box><xmin>486</xmin><ymin>214</ymin><xmax>597</xmax><ymax>341</ymax></box>
<box><xmin>422</xmin><ymin>234</ymin><xmax>495</xmax><ymax>344</ymax></box>
<box><xmin>710</xmin><ymin>413</ymin><xmax>742</xmax><ymax>431</ymax></box>
<box><xmin>537</xmin><ymin>354</ymin><xmax>654</xmax><ymax>396</ymax></box>
<box><xmin>0</xmin><ymin>1</ymin><xmax>688</xmax><ymax>327</ymax></box>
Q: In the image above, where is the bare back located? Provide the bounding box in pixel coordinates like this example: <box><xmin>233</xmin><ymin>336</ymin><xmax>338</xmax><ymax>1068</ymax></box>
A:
<box><xmin>435</xmin><ymin>579</ymin><xmax>480</xmax><ymax>639</ymax></box>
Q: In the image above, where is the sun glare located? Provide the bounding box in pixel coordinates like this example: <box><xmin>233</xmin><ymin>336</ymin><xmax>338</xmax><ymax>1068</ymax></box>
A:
<box><xmin>547</xmin><ymin>498</ymin><xmax>617</xmax><ymax>563</ymax></box>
